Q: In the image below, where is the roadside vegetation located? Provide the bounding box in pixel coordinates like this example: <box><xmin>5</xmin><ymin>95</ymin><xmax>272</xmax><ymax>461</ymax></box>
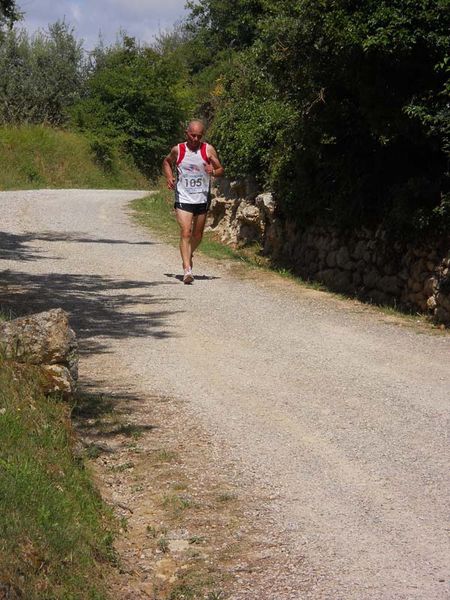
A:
<box><xmin>0</xmin><ymin>125</ymin><xmax>148</xmax><ymax>190</ymax></box>
<box><xmin>1</xmin><ymin>1</ymin><xmax>447</xmax><ymax>237</ymax></box>
<box><xmin>132</xmin><ymin>187</ymin><xmax>254</xmax><ymax>264</ymax></box>
<box><xmin>0</xmin><ymin>0</ymin><xmax>448</xmax><ymax>597</ymax></box>
<box><xmin>132</xmin><ymin>187</ymin><xmax>444</xmax><ymax>331</ymax></box>
<box><xmin>0</xmin><ymin>355</ymin><xmax>117</xmax><ymax>599</ymax></box>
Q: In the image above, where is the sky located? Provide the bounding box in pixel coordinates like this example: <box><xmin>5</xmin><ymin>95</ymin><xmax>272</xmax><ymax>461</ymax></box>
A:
<box><xmin>17</xmin><ymin>0</ymin><xmax>189</xmax><ymax>49</ymax></box>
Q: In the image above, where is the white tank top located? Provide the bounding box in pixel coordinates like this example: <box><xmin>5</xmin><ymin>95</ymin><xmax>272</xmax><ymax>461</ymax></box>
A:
<box><xmin>175</xmin><ymin>142</ymin><xmax>211</xmax><ymax>205</ymax></box>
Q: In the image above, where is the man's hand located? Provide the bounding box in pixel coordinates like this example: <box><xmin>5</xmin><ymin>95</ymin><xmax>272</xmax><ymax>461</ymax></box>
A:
<box><xmin>205</xmin><ymin>145</ymin><xmax>224</xmax><ymax>177</ymax></box>
<box><xmin>163</xmin><ymin>147</ymin><xmax>177</xmax><ymax>189</ymax></box>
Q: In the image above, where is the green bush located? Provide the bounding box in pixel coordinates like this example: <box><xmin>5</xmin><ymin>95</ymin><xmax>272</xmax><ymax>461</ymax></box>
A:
<box><xmin>190</xmin><ymin>0</ymin><xmax>450</xmax><ymax>234</ymax></box>
<box><xmin>0</xmin><ymin>21</ymin><xmax>85</xmax><ymax>126</ymax></box>
<box><xmin>71</xmin><ymin>36</ymin><xmax>186</xmax><ymax>178</ymax></box>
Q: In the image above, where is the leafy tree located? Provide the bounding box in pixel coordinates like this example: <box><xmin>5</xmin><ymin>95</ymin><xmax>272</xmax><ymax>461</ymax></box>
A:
<box><xmin>72</xmin><ymin>36</ymin><xmax>186</xmax><ymax>177</ymax></box>
<box><xmin>185</xmin><ymin>0</ymin><xmax>264</xmax><ymax>56</ymax></box>
<box><xmin>205</xmin><ymin>0</ymin><xmax>450</xmax><ymax>233</ymax></box>
<box><xmin>0</xmin><ymin>21</ymin><xmax>85</xmax><ymax>125</ymax></box>
<box><xmin>0</xmin><ymin>0</ymin><xmax>20</xmax><ymax>33</ymax></box>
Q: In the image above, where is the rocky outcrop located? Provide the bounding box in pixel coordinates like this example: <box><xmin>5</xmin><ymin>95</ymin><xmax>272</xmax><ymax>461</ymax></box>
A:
<box><xmin>0</xmin><ymin>308</ymin><xmax>78</xmax><ymax>395</ymax></box>
<box><xmin>206</xmin><ymin>179</ymin><xmax>450</xmax><ymax>325</ymax></box>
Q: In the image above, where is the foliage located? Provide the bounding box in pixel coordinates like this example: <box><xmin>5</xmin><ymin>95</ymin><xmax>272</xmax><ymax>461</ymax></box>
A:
<box><xmin>71</xmin><ymin>36</ymin><xmax>186</xmax><ymax>178</ymax></box>
<box><xmin>0</xmin><ymin>21</ymin><xmax>85</xmax><ymax>125</ymax></box>
<box><xmin>209</xmin><ymin>50</ymin><xmax>296</xmax><ymax>181</ymax></box>
<box><xmin>0</xmin><ymin>124</ymin><xmax>149</xmax><ymax>190</ymax></box>
<box><xmin>0</xmin><ymin>0</ymin><xmax>21</xmax><ymax>34</ymax></box>
<box><xmin>0</xmin><ymin>357</ymin><xmax>115</xmax><ymax>599</ymax></box>
<box><xmin>186</xmin><ymin>0</ymin><xmax>264</xmax><ymax>54</ymax></box>
<box><xmin>0</xmin><ymin>2</ymin><xmax>447</xmax><ymax>233</ymax></box>
<box><xmin>187</xmin><ymin>0</ymin><xmax>450</xmax><ymax>234</ymax></box>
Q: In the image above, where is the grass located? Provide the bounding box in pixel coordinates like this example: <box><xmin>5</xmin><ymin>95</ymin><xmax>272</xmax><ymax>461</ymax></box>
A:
<box><xmin>0</xmin><ymin>124</ymin><xmax>149</xmax><ymax>191</ymax></box>
<box><xmin>0</xmin><ymin>357</ymin><xmax>117</xmax><ymax>599</ymax></box>
<box><xmin>131</xmin><ymin>186</ymin><xmax>262</xmax><ymax>265</ymax></box>
<box><xmin>132</xmin><ymin>187</ymin><xmax>448</xmax><ymax>330</ymax></box>
<box><xmin>161</xmin><ymin>493</ymin><xmax>194</xmax><ymax>517</ymax></box>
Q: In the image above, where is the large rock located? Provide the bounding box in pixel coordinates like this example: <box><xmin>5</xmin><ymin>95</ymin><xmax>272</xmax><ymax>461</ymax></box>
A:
<box><xmin>255</xmin><ymin>192</ymin><xmax>276</xmax><ymax>222</ymax></box>
<box><xmin>0</xmin><ymin>308</ymin><xmax>78</xmax><ymax>394</ymax></box>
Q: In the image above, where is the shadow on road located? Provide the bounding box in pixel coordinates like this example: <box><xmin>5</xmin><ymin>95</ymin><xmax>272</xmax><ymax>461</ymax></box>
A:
<box><xmin>0</xmin><ymin>231</ymin><xmax>49</xmax><ymax>261</ymax></box>
<box><xmin>164</xmin><ymin>273</ymin><xmax>221</xmax><ymax>282</ymax></box>
<box><xmin>0</xmin><ymin>269</ymin><xmax>182</xmax><ymax>355</ymax></box>
<box><xmin>0</xmin><ymin>229</ymin><xmax>158</xmax><ymax>262</ymax></box>
<box><xmin>30</xmin><ymin>231</ymin><xmax>159</xmax><ymax>246</ymax></box>
<box><xmin>72</xmin><ymin>385</ymin><xmax>159</xmax><ymax>455</ymax></box>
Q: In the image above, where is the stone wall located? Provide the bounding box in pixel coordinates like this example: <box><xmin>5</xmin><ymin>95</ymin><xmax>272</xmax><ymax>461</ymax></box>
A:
<box><xmin>206</xmin><ymin>179</ymin><xmax>450</xmax><ymax>325</ymax></box>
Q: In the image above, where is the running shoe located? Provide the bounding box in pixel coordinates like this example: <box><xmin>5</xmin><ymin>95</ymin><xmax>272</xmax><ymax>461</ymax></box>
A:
<box><xmin>183</xmin><ymin>268</ymin><xmax>194</xmax><ymax>284</ymax></box>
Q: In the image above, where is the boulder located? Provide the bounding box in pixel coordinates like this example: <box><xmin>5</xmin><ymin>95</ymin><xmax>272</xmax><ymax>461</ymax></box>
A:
<box><xmin>40</xmin><ymin>364</ymin><xmax>76</xmax><ymax>395</ymax></box>
<box><xmin>363</xmin><ymin>269</ymin><xmax>379</xmax><ymax>289</ymax></box>
<box><xmin>336</xmin><ymin>246</ymin><xmax>350</xmax><ymax>269</ymax></box>
<box><xmin>378</xmin><ymin>275</ymin><xmax>400</xmax><ymax>296</ymax></box>
<box><xmin>255</xmin><ymin>192</ymin><xmax>276</xmax><ymax>221</ymax></box>
<box><xmin>237</xmin><ymin>204</ymin><xmax>261</xmax><ymax>225</ymax></box>
<box><xmin>0</xmin><ymin>308</ymin><xmax>78</xmax><ymax>394</ymax></box>
<box><xmin>326</xmin><ymin>251</ymin><xmax>337</xmax><ymax>268</ymax></box>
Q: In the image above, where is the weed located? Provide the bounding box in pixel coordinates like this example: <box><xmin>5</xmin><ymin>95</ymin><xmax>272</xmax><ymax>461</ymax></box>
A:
<box><xmin>216</xmin><ymin>492</ymin><xmax>237</xmax><ymax>503</ymax></box>
<box><xmin>84</xmin><ymin>443</ymin><xmax>103</xmax><ymax>459</ymax></box>
<box><xmin>207</xmin><ymin>592</ymin><xmax>226</xmax><ymax>600</ymax></box>
<box><xmin>108</xmin><ymin>461</ymin><xmax>134</xmax><ymax>473</ymax></box>
<box><xmin>157</xmin><ymin>536</ymin><xmax>169</xmax><ymax>553</ymax></box>
<box><xmin>162</xmin><ymin>493</ymin><xmax>194</xmax><ymax>516</ymax></box>
<box><xmin>72</xmin><ymin>392</ymin><xmax>115</xmax><ymax>419</ymax></box>
<box><xmin>146</xmin><ymin>524</ymin><xmax>168</xmax><ymax>538</ymax></box>
<box><xmin>168</xmin><ymin>584</ymin><xmax>198</xmax><ymax>600</ymax></box>
<box><xmin>146</xmin><ymin>525</ymin><xmax>158</xmax><ymax>538</ymax></box>
<box><xmin>188</xmin><ymin>535</ymin><xmax>205</xmax><ymax>545</ymax></box>
<box><xmin>115</xmin><ymin>423</ymin><xmax>145</xmax><ymax>438</ymax></box>
<box><xmin>150</xmin><ymin>448</ymin><xmax>179</xmax><ymax>464</ymax></box>
<box><xmin>0</xmin><ymin>306</ymin><xmax>17</xmax><ymax>321</ymax></box>
<box><xmin>171</xmin><ymin>481</ymin><xmax>188</xmax><ymax>491</ymax></box>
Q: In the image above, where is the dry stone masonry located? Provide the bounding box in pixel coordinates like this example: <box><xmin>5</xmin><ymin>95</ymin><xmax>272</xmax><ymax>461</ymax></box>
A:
<box><xmin>207</xmin><ymin>179</ymin><xmax>450</xmax><ymax>325</ymax></box>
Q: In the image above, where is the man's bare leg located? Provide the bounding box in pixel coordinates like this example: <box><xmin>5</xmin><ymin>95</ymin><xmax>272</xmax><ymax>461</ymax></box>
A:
<box><xmin>190</xmin><ymin>213</ymin><xmax>207</xmax><ymax>268</ymax></box>
<box><xmin>175</xmin><ymin>209</ymin><xmax>194</xmax><ymax>270</ymax></box>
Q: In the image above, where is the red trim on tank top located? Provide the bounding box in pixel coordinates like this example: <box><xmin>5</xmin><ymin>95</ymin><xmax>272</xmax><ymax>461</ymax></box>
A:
<box><xmin>176</xmin><ymin>143</ymin><xmax>186</xmax><ymax>166</ymax></box>
<box><xmin>200</xmin><ymin>142</ymin><xmax>210</xmax><ymax>164</ymax></box>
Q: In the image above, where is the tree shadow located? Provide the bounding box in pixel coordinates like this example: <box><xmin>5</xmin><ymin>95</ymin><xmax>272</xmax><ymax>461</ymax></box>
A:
<box><xmin>0</xmin><ymin>269</ymin><xmax>182</xmax><ymax>355</ymax></box>
<box><xmin>72</xmin><ymin>386</ymin><xmax>159</xmax><ymax>457</ymax></box>
<box><xmin>0</xmin><ymin>229</ymin><xmax>159</xmax><ymax>263</ymax></box>
<box><xmin>0</xmin><ymin>231</ymin><xmax>49</xmax><ymax>261</ymax></box>
<box><xmin>31</xmin><ymin>231</ymin><xmax>159</xmax><ymax>246</ymax></box>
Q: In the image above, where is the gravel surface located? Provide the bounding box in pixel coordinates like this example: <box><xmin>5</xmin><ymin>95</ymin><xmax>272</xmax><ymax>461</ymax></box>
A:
<box><xmin>0</xmin><ymin>189</ymin><xmax>449</xmax><ymax>599</ymax></box>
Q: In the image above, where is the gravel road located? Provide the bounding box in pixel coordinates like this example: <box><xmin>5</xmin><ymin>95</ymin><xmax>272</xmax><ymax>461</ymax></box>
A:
<box><xmin>0</xmin><ymin>189</ymin><xmax>449</xmax><ymax>599</ymax></box>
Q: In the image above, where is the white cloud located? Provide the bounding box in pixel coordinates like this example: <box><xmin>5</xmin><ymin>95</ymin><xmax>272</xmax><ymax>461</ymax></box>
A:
<box><xmin>17</xmin><ymin>0</ymin><xmax>188</xmax><ymax>49</ymax></box>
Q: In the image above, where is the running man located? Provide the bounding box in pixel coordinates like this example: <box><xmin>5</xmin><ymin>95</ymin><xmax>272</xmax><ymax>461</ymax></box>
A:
<box><xmin>163</xmin><ymin>120</ymin><xmax>224</xmax><ymax>284</ymax></box>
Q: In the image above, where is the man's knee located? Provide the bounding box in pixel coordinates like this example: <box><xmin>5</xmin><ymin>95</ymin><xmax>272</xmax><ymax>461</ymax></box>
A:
<box><xmin>180</xmin><ymin>228</ymin><xmax>191</xmax><ymax>240</ymax></box>
<box><xmin>191</xmin><ymin>230</ymin><xmax>203</xmax><ymax>243</ymax></box>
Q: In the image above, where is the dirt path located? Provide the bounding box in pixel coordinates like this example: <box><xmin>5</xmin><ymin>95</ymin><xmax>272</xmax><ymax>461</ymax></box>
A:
<box><xmin>0</xmin><ymin>189</ymin><xmax>449</xmax><ymax>600</ymax></box>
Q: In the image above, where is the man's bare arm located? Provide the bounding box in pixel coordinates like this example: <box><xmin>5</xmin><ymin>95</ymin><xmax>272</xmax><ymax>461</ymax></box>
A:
<box><xmin>206</xmin><ymin>145</ymin><xmax>224</xmax><ymax>178</ymax></box>
<box><xmin>162</xmin><ymin>146</ymin><xmax>178</xmax><ymax>189</ymax></box>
